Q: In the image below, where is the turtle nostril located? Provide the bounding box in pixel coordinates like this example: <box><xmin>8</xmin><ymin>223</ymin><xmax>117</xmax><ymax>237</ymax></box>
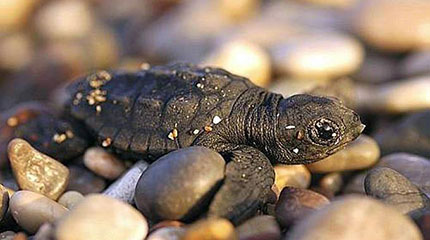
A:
<box><xmin>352</xmin><ymin>112</ymin><xmax>360</xmax><ymax>122</ymax></box>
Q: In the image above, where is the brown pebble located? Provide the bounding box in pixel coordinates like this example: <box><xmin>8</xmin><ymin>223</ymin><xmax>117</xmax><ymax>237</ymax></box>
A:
<box><xmin>12</xmin><ymin>233</ymin><xmax>26</xmax><ymax>240</ymax></box>
<box><xmin>274</xmin><ymin>164</ymin><xmax>311</xmax><ymax>190</ymax></box>
<box><xmin>275</xmin><ymin>187</ymin><xmax>330</xmax><ymax>228</ymax></box>
<box><xmin>58</xmin><ymin>191</ymin><xmax>84</xmax><ymax>209</ymax></box>
<box><xmin>150</xmin><ymin>221</ymin><xmax>185</xmax><ymax>233</ymax></box>
<box><xmin>287</xmin><ymin>196</ymin><xmax>423</xmax><ymax>240</ymax></box>
<box><xmin>55</xmin><ymin>194</ymin><xmax>148</xmax><ymax>240</ymax></box>
<box><xmin>319</xmin><ymin>172</ymin><xmax>343</xmax><ymax>195</ymax></box>
<box><xmin>8</xmin><ymin>138</ymin><xmax>69</xmax><ymax>200</ymax></box>
<box><xmin>236</xmin><ymin>215</ymin><xmax>281</xmax><ymax>240</ymax></box>
<box><xmin>182</xmin><ymin>218</ymin><xmax>238</xmax><ymax>240</ymax></box>
<box><xmin>306</xmin><ymin>135</ymin><xmax>380</xmax><ymax>173</ymax></box>
<box><xmin>10</xmin><ymin>190</ymin><xmax>68</xmax><ymax>234</ymax></box>
<box><xmin>83</xmin><ymin>147</ymin><xmax>126</xmax><ymax>180</ymax></box>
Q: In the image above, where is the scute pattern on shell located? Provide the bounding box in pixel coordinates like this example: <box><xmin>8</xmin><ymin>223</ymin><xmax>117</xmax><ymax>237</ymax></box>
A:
<box><xmin>66</xmin><ymin>63</ymin><xmax>254</xmax><ymax>160</ymax></box>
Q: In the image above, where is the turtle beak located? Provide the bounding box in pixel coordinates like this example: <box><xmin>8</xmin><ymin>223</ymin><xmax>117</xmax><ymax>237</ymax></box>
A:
<box><xmin>359</xmin><ymin>124</ymin><xmax>366</xmax><ymax>133</ymax></box>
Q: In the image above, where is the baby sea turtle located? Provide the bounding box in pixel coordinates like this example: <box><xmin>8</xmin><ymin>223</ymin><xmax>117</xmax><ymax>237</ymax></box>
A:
<box><xmin>15</xmin><ymin>63</ymin><xmax>364</xmax><ymax>223</ymax></box>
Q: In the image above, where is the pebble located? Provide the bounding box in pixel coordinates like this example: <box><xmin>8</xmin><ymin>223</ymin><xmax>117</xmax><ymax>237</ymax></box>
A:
<box><xmin>358</xmin><ymin>76</ymin><xmax>430</xmax><ymax>113</ymax></box>
<box><xmin>135</xmin><ymin>147</ymin><xmax>225</xmax><ymax>222</ymax></box>
<box><xmin>306</xmin><ymin>135</ymin><xmax>380</xmax><ymax>173</ymax></box>
<box><xmin>217</xmin><ymin>0</ymin><xmax>259</xmax><ymax>21</ymax></box>
<box><xmin>274</xmin><ymin>164</ymin><xmax>311</xmax><ymax>191</ymax></box>
<box><xmin>236</xmin><ymin>215</ymin><xmax>281</xmax><ymax>240</ymax></box>
<box><xmin>373</xmin><ymin>111</ymin><xmax>430</xmax><ymax>157</ymax></box>
<box><xmin>354</xmin><ymin>0</ymin><xmax>430</xmax><ymax>52</ymax></box>
<box><xmin>297</xmin><ymin>0</ymin><xmax>357</xmax><ymax>8</ymax></box>
<box><xmin>353</xmin><ymin>51</ymin><xmax>398</xmax><ymax>83</ymax></box>
<box><xmin>67</xmin><ymin>165</ymin><xmax>106</xmax><ymax>195</ymax></box>
<box><xmin>319</xmin><ymin>172</ymin><xmax>343</xmax><ymax>196</ymax></box>
<box><xmin>410</xmin><ymin>209</ymin><xmax>430</xmax><ymax>240</ymax></box>
<box><xmin>275</xmin><ymin>187</ymin><xmax>329</xmax><ymax>228</ymax></box>
<box><xmin>103</xmin><ymin>160</ymin><xmax>148</xmax><ymax>203</ymax></box>
<box><xmin>34</xmin><ymin>0</ymin><xmax>94</xmax><ymax>40</ymax></box>
<box><xmin>8</xmin><ymin>138</ymin><xmax>69</xmax><ymax>200</ymax></box>
<box><xmin>203</xmin><ymin>39</ymin><xmax>271</xmax><ymax>87</ymax></box>
<box><xmin>377</xmin><ymin>153</ymin><xmax>430</xmax><ymax>197</ymax></box>
<box><xmin>83</xmin><ymin>147</ymin><xmax>126</xmax><ymax>180</ymax></box>
<box><xmin>33</xmin><ymin>223</ymin><xmax>55</xmax><ymax>240</ymax></box>
<box><xmin>150</xmin><ymin>221</ymin><xmax>185</xmax><ymax>233</ymax></box>
<box><xmin>365</xmin><ymin>167</ymin><xmax>430</xmax><ymax>214</ymax></box>
<box><xmin>0</xmin><ymin>33</ymin><xmax>34</xmax><ymax>72</ymax></box>
<box><xmin>146</xmin><ymin>227</ymin><xmax>185</xmax><ymax>240</ymax></box>
<box><xmin>271</xmin><ymin>33</ymin><xmax>363</xmax><ymax>80</ymax></box>
<box><xmin>0</xmin><ymin>0</ymin><xmax>38</xmax><ymax>32</ymax></box>
<box><xmin>343</xmin><ymin>172</ymin><xmax>366</xmax><ymax>195</ymax></box>
<box><xmin>57</xmin><ymin>191</ymin><xmax>84</xmax><ymax>209</ymax></box>
<box><xmin>10</xmin><ymin>191</ymin><xmax>68</xmax><ymax>234</ymax></box>
<box><xmin>0</xmin><ymin>232</ymin><xmax>15</xmax><ymax>240</ymax></box>
<box><xmin>287</xmin><ymin>195</ymin><xmax>423</xmax><ymax>240</ymax></box>
<box><xmin>400</xmin><ymin>51</ymin><xmax>430</xmax><ymax>77</ymax></box>
<box><xmin>181</xmin><ymin>218</ymin><xmax>237</xmax><ymax>240</ymax></box>
<box><xmin>55</xmin><ymin>194</ymin><xmax>148</xmax><ymax>240</ymax></box>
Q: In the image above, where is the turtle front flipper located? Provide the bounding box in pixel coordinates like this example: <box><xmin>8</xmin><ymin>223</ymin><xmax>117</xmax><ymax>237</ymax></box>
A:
<box><xmin>208</xmin><ymin>145</ymin><xmax>275</xmax><ymax>224</ymax></box>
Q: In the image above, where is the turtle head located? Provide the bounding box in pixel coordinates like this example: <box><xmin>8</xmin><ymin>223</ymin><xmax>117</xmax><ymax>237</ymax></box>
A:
<box><xmin>271</xmin><ymin>94</ymin><xmax>364</xmax><ymax>164</ymax></box>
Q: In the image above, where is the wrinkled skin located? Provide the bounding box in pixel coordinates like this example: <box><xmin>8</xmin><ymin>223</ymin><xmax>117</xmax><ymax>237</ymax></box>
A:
<box><xmin>30</xmin><ymin>63</ymin><xmax>365</xmax><ymax>224</ymax></box>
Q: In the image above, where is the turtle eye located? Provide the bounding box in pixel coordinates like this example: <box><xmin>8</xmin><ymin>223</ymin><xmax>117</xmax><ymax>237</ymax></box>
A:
<box><xmin>308</xmin><ymin>118</ymin><xmax>340</xmax><ymax>146</ymax></box>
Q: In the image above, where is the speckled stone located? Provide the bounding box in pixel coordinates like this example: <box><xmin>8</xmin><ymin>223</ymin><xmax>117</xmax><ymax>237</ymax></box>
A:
<box><xmin>8</xmin><ymin>138</ymin><xmax>69</xmax><ymax>200</ymax></box>
<box><xmin>58</xmin><ymin>191</ymin><xmax>84</xmax><ymax>209</ymax></box>
<box><xmin>67</xmin><ymin>165</ymin><xmax>106</xmax><ymax>195</ymax></box>
<box><xmin>135</xmin><ymin>147</ymin><xmax>225</xmax><ymax>222</ymax></box>
<box><xmin>83</xmin><ymin>147</ymin><xmax>126</xmax><ymax>180</ymax></box>
<box><xmin>365</xmin><ymin>167</ymin><xmax>430</xmax><ymax>214</ymax></box>
<box><xmin>236</xmin><ymin>215</ymin><xmax>280</xmax><ymax>240</ymax></box>
<box><xmin>55</xmin><ymin>194</ymin><xmax>148</xmax><ymax>240</ymax></box>
<box><xmin>287</xmin><ymin>196</ymin><xmax>423</xmax><ymax>240</ymax></box>
<box><xmin>306</xmin><ymin>135</ymin><xmax>380</xmax><ymax>173</ymax></box>
<box><xmin>103</xmin><ymin>160</ymin><xmax>148</xmax><ymax>204</ymax></box>
<box><xmin>274</xmin><ymin>164</ymin><xmax>311</xmax><ymax>191</ymax></box>
<box><xmin>275</xmin><ymin>187</ymin><xmax>329</xmax><ymax>228</ymax></box>
<box><xmin>10</xmin><ymin>191</ymin><xmax>68</xmax><ymax>234</ymax></box>
<box><xmin>181</xmin><ymin>218</ymin><xmax>238</xmax><ymax>240</ymax></box>
<box><xmin>146</xmin><ymin>227</ymin><xmax>185</xmax><ymax>240</ymax></box>
<box><xmin>373</xmin><ymin>111</ymin><xmax>430</xmax><ymax>157</ymax></box>
<box><xmin>377</xmin><ymin>153</ymin><xmax>430</xmax><ymax>197</ymax></box>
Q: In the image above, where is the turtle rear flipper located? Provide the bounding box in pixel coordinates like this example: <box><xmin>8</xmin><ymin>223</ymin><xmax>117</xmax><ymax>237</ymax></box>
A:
<box><xmin>208</xmin><ymin>145</ymin><xmax>275</xmax><ymax>224</ymax></box>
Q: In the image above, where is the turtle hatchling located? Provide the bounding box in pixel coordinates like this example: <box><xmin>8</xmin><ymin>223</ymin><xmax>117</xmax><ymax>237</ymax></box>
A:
<box><xmin>16</xmin><ymin>63</ymin><xmax>365</xmax><ymax>223</ymax></box>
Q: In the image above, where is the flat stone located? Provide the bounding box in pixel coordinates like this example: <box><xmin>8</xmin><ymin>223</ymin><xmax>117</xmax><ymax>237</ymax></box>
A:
<box><xmin>55</xmin><ymin>194</ymin><xmax>148</xmax><ymax>240</ymax></box>
<box><xmin>181</xmin><ymin>218</ymin><xmax>237</xmax><ymax>240</ymax></box>
<box><xmin>236</xmin><ymin>215</ymin><xmax>280</xmax><ymax>240</ymax></box>
<box><xmin>146</xmin><ymin>227</ymin><xmax>185</xmax><ymax>240</ymax></box>
<box><xmin>274</xmin><ymin>164</ymin><xmax>311</xmax><ymax>191</ymax></box>
<box><xmin>83</xmin><ymin>147</ymin><xmax>126</xmax><ymax>180</ymax></box>
<box><xmin>67</xmin><ymin>165</ymin><xmax>106</xmax><ymax>195</ymax></box>
<box><xmin>354</xmin><ymin>0</ymin><xmax>430</xmax><ymax>52</ymax></box>
<box><xmin>307</xmin><ymin>135</ymin><xmax>380</xmax><ymax>173</ymax></box>
<box><xmin>103</xmin><ymin>160</ymin><xmax>148</xmax><ymax>204</ymax></box>
<box><xmin>271</xmin><ymin>32</ymin><xmax>363</xmax><ymax>80</ymax></box>
<box><xmin>275</xmin><ymin>187</ymin><xmax>329</xmax><ymax>228</ymax></box>
<box><xmin>365</xmin><ymin>167</ymin><xmax>430</xmax><ymax>214</ymax></box>
<box><xmin>135</xmin><ymin>147</ymin><xmax>225</xmax><ymax>222</ymax></box>
<box><xmin>203</xmin><ymin>39</ymin><xmax>271</xmax><ymax>87</ymax></box>
<box><xmin>377</xmin><ymin>153</ymin><xmax>430</xmax><ymax>197</ymax></box>
<box><xmin>8</xmin><ymin>138</ymin><xmax>69</xmax><ymax>200</ymax></box>
<box><xmin>287</xmin><ymin>196</ymin><xmax>423</xmax><ymax>240</ymax></box>
<box><xmin>10</xmin><ymin>190</ymin><xmax>68</xmax><ymax>234</ymax></box>
<box><xmin>58</xmin><ymin>191</ymin><xmax>84</xmax><ymax>209</ymax></box>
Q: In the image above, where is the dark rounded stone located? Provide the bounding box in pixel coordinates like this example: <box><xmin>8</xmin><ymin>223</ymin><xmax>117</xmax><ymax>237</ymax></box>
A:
<box><xmin>364</xmin><ymin>167</ymin><xmax>430</xmax><ymax>214</ymax></box>
<box><xmin>135</xmin><ymin>146</ymin><xmax>225</xmax><ymax>222</ymax></box>
<box><xmin>237</xmin><ymin>215</ymin><xmax>281</xmax><ymax>240</ymax></box>
<box><xmin>378</xmin><ymin>153</ymin><xmax>430</xmax><ymax>197</ymax></box>
<box><xmin>409</xmin><ymin>209</ymin><xmax>430</xmax><ymax>240</ymax></box>
<box><xmin>275</xmin><ymin>187</ymin><xmax>329</xmax><ymax>228</ymax></box>
<box><xmin>67</xmin><ymin>166</ymin><xmax>106</xmax><ymax>195</ymax></box>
